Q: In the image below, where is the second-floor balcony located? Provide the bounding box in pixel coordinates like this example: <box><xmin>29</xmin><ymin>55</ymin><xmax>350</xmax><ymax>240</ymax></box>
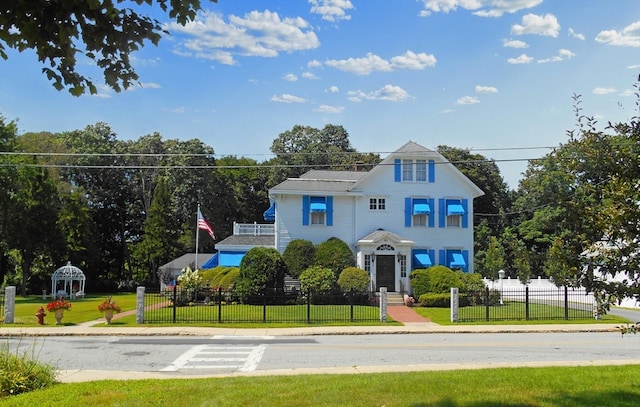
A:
<box><xmin>233</xmin><ymin>222</ymin><xmax>275</xmax><ymax>236</ymax></box>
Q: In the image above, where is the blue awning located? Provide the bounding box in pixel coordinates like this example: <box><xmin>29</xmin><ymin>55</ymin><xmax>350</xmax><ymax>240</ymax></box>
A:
<box><xmin>412</xmin><ymin>203</ymin><xmax>431</xmax><ymax>215</ymax></box>
<box><xmin>310</xmin><ymin>202</ymin><xmax>326</xmax><ymax>212</ymax></box>
<box><xmin>413</xmin><ymin>253</ymin><xmax>432</xmax><ymax>268</ymax></box>
<box><xmin>201</xmin><ymin>253</ymin><xmax>219</xmax><ymax>269</ymax></box>
<box><xmin>450</xmin><ymin>253</ymin><xmax>466</xmax><ymax>268</ymax></box>
<box><xmin>263</xmin><ymin>201</ymin><xmax>275</xmax><ymax>222</ymax></box>
<box><xmin>447</xmin><ymin>203</ymin><xmax>465</xmax><ymax>216</ymax></box>
<box><xmin>219</xmin><ymin>252</ymin><xmax>245</xmax><ymax>267</ymax></box>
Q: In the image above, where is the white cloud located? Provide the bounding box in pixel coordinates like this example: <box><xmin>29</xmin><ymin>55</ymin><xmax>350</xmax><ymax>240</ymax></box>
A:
<box><xmin>595</xmin><ymin>21</ymin><xmax>640</xmax><ymax>47</ymax></box>
<box><xmin>627</xmin><ymin>64</ymin><xmax>640</xmax><ymax>70</ymax></box>
<box><xmin>166</xmin><ymin>107</ymin><xmax>187</xmax><ymax>114</ymax></box>
<box><xmin>326</xmin><ymin>85</ymin><xmax>340</xmax><ymax>93</ymax></box>
<box><xmin>325</xmin><ymin>51</ymin><xmax>436</xmax><ymax>75</ymax></box>
<box><xmin>568</xmin><ymin>28</ymin><xmax>585</xmax><ymax>40</ymax></box>
<box><xmin>308</xmin><ymin>59</ymin><xmax>322</xmax><ymax>68</ymax></box>
<box><xmin>503</xmin><ymin>39</ymin><xmax>529</xmax><ymax>49</ymax></box>
<box><xmin>592</xmin><ymin>87</ymin><xmax>617</xmax><ymax>95</ymax></box>
<box><xmin>309</xmin><ymin>0</ymin><xmax>354</xmax><ymax>22</ymax></box>
<box><xmin>301</xmin><ymin>72</ymin><xmax>318</xmax><ymax>79</ymax></box>
<box><xmin>507</xmin><ymin>54</ymin><xmax>534</xmax><ymax>64</ymax></box>
<box><xmin>511</xmin><ymin>14</ymin><xmax>560</xmax><ymax>37</ymax></box>
<box><xmin>618</xmin><ymin>89</ymin><xmax>634</xmax><ymax>97</ymax></box>
<box><xmin>270</xmin><ymin>94</ymin><xmax>307</xmax><ymax>103</ymax></box>
<box><xmin>314</xmin><ymin>104</ymin><xmax>345</xmax><ymax>113</ymax></box>
<box><xmin>456</xmin><ymin>96</ymin><xmax>480</xmax><ymax>105</ymax></box>
<box><xmin>169</xmin><ymin>10</ymin><xmax>320</xmax><ymax>64</ymax></box>
<box><xmin>140</xmin><ymin>82</ymin><xmax>162</xmax><ymax>89</ymax></box>
<box><xmin>283</xmin><ymin>73</ymin><xmax>298</xmax><ymax>81</ymax></box>
<box><xmin>347</xmin><ymin>84</ymin><xmax>411</xmax><ymax>102</ymax></box>
<box><xmin>475</xmin><ymin>85</ymin><xmax>497</xmax><ymax>93</ymax></box>
<box><xmin>537</xmin><ymin>48</ymin><xmax>575</xmax><ymax>63</ymax></box>
<box><xmin>418</xmin><ymin>0</ymin><xmax>542</xmax><ymax>18</ymax></box>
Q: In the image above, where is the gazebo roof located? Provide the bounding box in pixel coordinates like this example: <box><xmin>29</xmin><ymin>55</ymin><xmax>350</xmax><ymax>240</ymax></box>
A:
<box><xmin>52</xmin><ymin>261</ymin><xmax>86</xmax><ymax>280</ymax></box>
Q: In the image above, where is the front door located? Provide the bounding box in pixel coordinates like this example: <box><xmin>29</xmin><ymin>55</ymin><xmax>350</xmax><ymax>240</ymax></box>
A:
<box><xmin>375</xmin><ymin>255</ymin><xmax>395</xmax><ymax>292</ymax></box>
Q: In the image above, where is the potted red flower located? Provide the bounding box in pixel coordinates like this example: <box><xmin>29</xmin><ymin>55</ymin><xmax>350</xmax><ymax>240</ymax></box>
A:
<box><xmin>47</xmin><ymin>298</ymin><xmax>72</xmax><ymax>325</ymax></box>
<box><xmin>98</xmin><ymin>296</ymin><xmax>122</xmax><ymax>324</ymax></box>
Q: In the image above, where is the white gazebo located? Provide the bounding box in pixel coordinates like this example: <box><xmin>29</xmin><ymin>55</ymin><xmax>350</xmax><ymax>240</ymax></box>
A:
<box><xmin>51</xmin><ymin>262</ymin><xmax>86</xmax><ymax>299</ymax></box>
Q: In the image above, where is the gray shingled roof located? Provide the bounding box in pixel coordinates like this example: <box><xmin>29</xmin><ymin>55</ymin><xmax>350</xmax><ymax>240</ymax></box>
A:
<box><xmin>300</xmin><ymin>170</ymin><xmax>368</xmax><ymax>181</ymax></box>
<box><xmin>271</xmin><ymin>178</ymin><xmax>358</xmax><ymax>193</ymax></box>
<box><xmin>215</xmin><ymin>235</ymin><xmax>275</xmax><ymax>247</ymax></box>
<box><xmin>158</xmin><ymin>253</ymin><xmax>215</xmax><ymax>272</ymax></box>
<box><xmin>394</xmin><ymin>141</ymin><xmax>435</xmax><ymax>154</ymax></box>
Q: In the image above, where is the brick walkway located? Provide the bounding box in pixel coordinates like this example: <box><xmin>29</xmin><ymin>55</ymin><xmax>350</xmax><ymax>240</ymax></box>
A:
<box><xmin>387</xmin><ymin>305</ymin><xmax>431</xmax><ymax>323</ymax></box>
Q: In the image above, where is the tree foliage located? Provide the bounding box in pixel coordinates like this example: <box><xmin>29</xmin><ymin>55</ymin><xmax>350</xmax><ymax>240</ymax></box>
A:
<box><xmin>313</xmin><ymin>237</ymin><xmax>355</xmax><ymax>278</ymax></box>
<box><xmin>337</xmin><ymin>267</ymin><xmax>370</xmax><ymax>293</ymax></box>
<box><xmin>237</xmin><ymin>247</ymin><xmax>285</xmax><ymax>295</ymax></box>
<box><xmin>282</xmin><ymin>239</ymin><xmax>315</xmax><ymax>278</ymax></box>
<box><xmin>299</xmin><ymin>266</ymin><xmax>335</xmax><ymax>294</ymax></box>
<box><xmin>0</xmin><ymin>0</ymin><xmax>216</xmax><ymax>95</ymax></box>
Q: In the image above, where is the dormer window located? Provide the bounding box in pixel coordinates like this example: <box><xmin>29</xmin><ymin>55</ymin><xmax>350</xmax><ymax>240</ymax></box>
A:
<box><xmin>395</xmin><ymin>159</ymin><xmax>435</xmax><ymax>183</ymax></box>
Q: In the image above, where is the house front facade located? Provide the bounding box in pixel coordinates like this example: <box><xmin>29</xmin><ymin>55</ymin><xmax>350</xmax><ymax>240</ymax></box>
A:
<box><xmin>268</xmin><ymin>141</ymin><xmax>484</xmax><ymax>293</ymax></box>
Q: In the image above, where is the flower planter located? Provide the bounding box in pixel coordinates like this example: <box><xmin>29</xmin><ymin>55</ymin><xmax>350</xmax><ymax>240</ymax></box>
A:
<box><xmin>103</xmin><ymin>309</ymin><xmax>114</xmax><ymax>324</ymax></box>
<box><xmin>54</xmin><ymin>309</ymin><xmax>65</xmax><ymax>325</ymax></box>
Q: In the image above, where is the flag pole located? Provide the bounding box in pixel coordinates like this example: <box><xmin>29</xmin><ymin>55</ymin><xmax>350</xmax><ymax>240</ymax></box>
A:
<box><xmin>195</xmin><ymin>203</ymin><xmax>200</xmax><ymax>270</ymax></box>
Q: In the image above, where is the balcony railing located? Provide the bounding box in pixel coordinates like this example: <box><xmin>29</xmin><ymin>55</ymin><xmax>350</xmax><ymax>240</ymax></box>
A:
<box><xmin>233</xmin><ymin>222</ymin><xmax>275</xmax><ymax>236</ymax></box>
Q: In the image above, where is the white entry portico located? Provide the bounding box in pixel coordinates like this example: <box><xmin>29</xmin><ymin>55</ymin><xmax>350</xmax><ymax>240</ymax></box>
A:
<box><xmin>357</xmin><ymin>229</ymin><xmax>415</xmax><ymax>293</ymax></box>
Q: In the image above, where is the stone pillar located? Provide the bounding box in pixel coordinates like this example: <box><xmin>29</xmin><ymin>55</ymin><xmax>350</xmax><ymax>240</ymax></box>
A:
<box><xmin>4</xmin><ymin>286</ymin><xmax>16</xmax><ymax>324</ymax></box>
<box><xmin>379</xmin><ymin>286</ymin><xmax>387</xmax><ymax>322</ymax></box>
<box><xmin>450</xmin><ymin>287</ymin><xmax>459</xmax><ymax>322</ymax></box>
<box><xmin>136</xmin><ymin>286</ymin><xmax>145</xmax><ymax>324</ymax></box>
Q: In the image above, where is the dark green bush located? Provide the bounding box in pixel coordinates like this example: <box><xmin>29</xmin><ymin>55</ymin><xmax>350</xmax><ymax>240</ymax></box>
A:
<box><xmin>299</xmin><ymin>266</ymin><xmax>336</xmax><ymax>294</ymax></box>
<box><xmin>418</xmin><ymin>293</ymin><xmax>451</xmax><ymax>307</ymax></box>
<box><xmin>313</xmin><ymin>237</ymin><xmax>355</xmax><ymax>278</ymax></box>
<box><xmin>410</xmin><ymin>265</ymin><xmax>461</xmax><ymax>297</ymax></box>
<box><xmin>282</xmin><ymin>239</ymin><xmax>315</xmax><ymax>278</ymax></box>
<box><xmin>337</xmin><ymin>267</ymin><xmax>370</xmax><ymax>292</ymax></box>
<box><xmin>237</xmin><ymin>247</ymin><xmax>286</xmax><ymax>295</ymax></box>
<box><xmin>0</xmin><ymin>342</ymin><xmax>57</xmax><ymax>397</ymax></box>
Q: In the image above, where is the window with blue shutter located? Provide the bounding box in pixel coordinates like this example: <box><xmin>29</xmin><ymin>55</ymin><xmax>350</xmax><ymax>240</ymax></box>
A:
<box><xmin>394</xmin><ymin>159</ymin><xmax>401</xmax><ymax>182</ymax></box>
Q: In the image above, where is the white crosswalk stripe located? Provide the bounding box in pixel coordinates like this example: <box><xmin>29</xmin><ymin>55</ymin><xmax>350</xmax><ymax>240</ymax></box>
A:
<box><xmin>161</xmin><ymin>344</ymin><xmax>267</xmax><ymax>372</ymax></box>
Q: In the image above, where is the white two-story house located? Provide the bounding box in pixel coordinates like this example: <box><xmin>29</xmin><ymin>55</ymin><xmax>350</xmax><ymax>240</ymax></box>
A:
<box><xmin>267</xmin><ymin>141</ymin><xmax>484</xmax><ymax>293</ymax></box>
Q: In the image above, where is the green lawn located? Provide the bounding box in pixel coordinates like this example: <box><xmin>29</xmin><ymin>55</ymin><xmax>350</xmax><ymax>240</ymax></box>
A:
<box><xmin>7</xmin><ymin>294</ymin><xmax>138</xmax><ymax>326</ymax></box>
<box><xmin>1</xmin><ymin>365</ymin><xmax>639</xmax><ymax>406</ymax></box>
<box><xmin>414</xmin><ymin>305</ymin><xmax>628</xmax><ymax>325</ymax></box>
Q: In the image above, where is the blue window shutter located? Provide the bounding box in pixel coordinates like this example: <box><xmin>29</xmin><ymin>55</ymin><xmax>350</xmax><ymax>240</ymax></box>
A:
<box><xmin>462</xmin><ymin>250</ymin><xmax>469</xmax><ymax>272</ymax></box>
<box><xmin>394</xmin><ymin>159</ymin><xmax>401</xmax><ymax>182</ymax></box>
<box><xmin>404</xmin><ymin>197</ymin><xmax>412</xmax><ymax>227</ymax></box>
<box><xmin>326</xmin><ymin>196</ymin><xmax>333</xmax><ymax>226</ymax></box>
<box><xmin>302</xmin><ymin>195</ymin><xmax>310</xmax><ymax>226</ymax></box>
<box><xmin>438</xmin><ymin>249</ymin><xmax>446</xmax><ymax>266</ymax></box>
<box><xmin>461</xmin><ymin>199</ymin><xmax>469</xmax><ymax>228</ymax></box>
<box><xmin>428</xmin><ymin>160</ymin><xmax>435</xmax><ymax>183</ymax></box>
<box><xmin>438</xmin><ymin>198</ymin><xmax>446</xmax><ymax>228</ymax></box>
<box><xmin>429</xmin><ymin>249</ymin><xmax>436</xmax><ymax>265</ymax></box>
<box><xmin>428</xmin><ymin>198</ymin><xmax>435</xmax><ymax>228</ymax></box>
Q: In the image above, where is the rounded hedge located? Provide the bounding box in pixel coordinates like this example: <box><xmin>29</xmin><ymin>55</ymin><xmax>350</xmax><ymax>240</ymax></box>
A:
<box><xmin>313</xmin><ymin>237</ymin><xmax>355</xmax><ymax>278</ymax></box>
<box><xmin>282</xmin><ymin>239</ymin><xmax>315</xmax><ymax>278</ymax></box>
<box><xmin>337</xmin><ymin>267</ymin><xmax>370</xmax><ymax>292</ymax></box>
<box><xmin>237</xmin><ymin>247</ymin><xmax>285</xmax><ymax>294</ymax></box>
<box><xmin>299</xmin><ymin>266</ymin><xmax>336</xmax><ymax>294</ymax></box>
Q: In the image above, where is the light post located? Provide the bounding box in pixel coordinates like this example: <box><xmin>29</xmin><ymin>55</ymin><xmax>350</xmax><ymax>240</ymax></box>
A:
<box><xmin>498</xmin><ymin>269</ymin><xmax>505</xmax><ymax>305</ymax></box>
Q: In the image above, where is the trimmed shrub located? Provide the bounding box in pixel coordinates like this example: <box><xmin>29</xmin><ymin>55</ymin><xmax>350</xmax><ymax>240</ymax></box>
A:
<box><xmin>237</xmin><ymin>247</ymin><xmax>286</xmax><ymax>295</ymax></box>
<box><xmin>418</xmin><ymin>293</ymin><xmax>451</xmax><ymax>308</ymax></box>
<box><xmin>299</xmin><ymin>266</ymin><xmax>336</xmax><ymax>294</ymax></box>
<box><xmin>0</xmin><ymin>342</ymin><xmax>57</xmax><ymax>397</ymax></box>
<box><xmin>218</xmin><ymin>268</ymin><xmax>239</xmax><ymax>290</ymax></box>
<box><xmin>337</xmin><ymin>267</ymin><xmax>370</xmax><ymax>293</ymax></box>
<box><xmin>282</xmin><ymin>239</ymin><xmax>315</xmax><ymax>278</ymax></box>
<box><xmin>409</xmin><ymin>265</ymin><xmax>462</xmax><ymax>297</ymax></box>
<box><xmin>313</xmin><ymin>237</ymin><xmax>355</xmax><ymax>278</ymax></box>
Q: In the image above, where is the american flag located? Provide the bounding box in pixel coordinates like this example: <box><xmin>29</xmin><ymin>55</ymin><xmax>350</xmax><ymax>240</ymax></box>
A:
<box><xmin>197</xmin><ymin>208</ymin><xmax>215</xmax><ymax>240</ymax></box>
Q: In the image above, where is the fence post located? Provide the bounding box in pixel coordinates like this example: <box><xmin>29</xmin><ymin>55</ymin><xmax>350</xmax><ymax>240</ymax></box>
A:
<box><xmin>349</xmin><ymin>290</ymin><xmax>354</xmax><ymax>322</ymax></box>
<box><xmin>564</xmin><ymin>286</ymin><xmax>569</xmax><ymax>320</ymax></box>
<box><xmin>4</xmin><ymin>286</ymin><xmax>15</xmax><ymax>324</ymax></box>
<box><xmin>306</xmin><ymin>289</ymin><xmax>311</xmax><ymax>324</ymax></box>
<box><xmin>450</xmin><ymin>287</ymin><xmax>459</xmax><ymax>322</ymax></box>
<box><xmin>217</xmin><ymin>287</ymin><xmax>222</xmax><ymax>323</ymax></box>
<box><xmin>136</xmin><ymin>286</ymin><xmax>145</xmax><ymax>324</ymax></box>
<box><xmin>379</xmin><ymin>287</ymin><xmax>387</xmax><ymax>322</ymax></box>
<box><xmin>484</xmin><ymin>286</ymin><xmax>490</xmax><ymax>321</ymax></box>
<box><xmin>525</xmin><ymin>286</ymin><xmax>530</xmax><ymax>320</ymax></box>
<box><xmin>263</xmin><ymin>290</ymin><xmax>267</xmax><ymax>323</ymax></box>
<box><xmin>172</xmin><ymin>284</ymin><xmax>177</xmax><ymax>323</ymax></box>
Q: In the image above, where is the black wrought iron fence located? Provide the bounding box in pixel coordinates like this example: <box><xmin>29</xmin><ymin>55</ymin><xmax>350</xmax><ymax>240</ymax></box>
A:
<box><xmin>143</xmin><ymin>286</ymin><xmax>380</xmax><ymax>324</ymax></box>
<box><xmin>456</xmin><ymin>286</ymin><xmax>594</xmax><ymax>322</ymax></box>
<box><xmin>0</xmin><ymin>291</ymin><xmax>4</xmax><ymax>322</ymax></box>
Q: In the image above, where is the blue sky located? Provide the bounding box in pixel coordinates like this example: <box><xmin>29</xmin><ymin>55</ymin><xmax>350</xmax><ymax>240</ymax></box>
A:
<box><xmin>1</xmin><ymin>0</ymin><xmax>638</xmax><ymax>188</ymax></box>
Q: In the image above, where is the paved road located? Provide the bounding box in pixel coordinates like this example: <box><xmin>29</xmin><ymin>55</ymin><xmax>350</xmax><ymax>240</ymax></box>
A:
<box><xmin>5</xmin><ymin>331</ymin><xmax>639</xmax><ymax>381</ymax></box>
